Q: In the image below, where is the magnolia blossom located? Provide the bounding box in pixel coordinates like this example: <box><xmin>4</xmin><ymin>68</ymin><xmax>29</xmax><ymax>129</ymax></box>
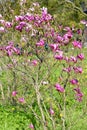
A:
<box><xmin>54</xmin><ymin>50</ymin><xmax>63</xmax><ymax>60</ymax></box>
<box><xmin>15</xmin><ymin>22</ymin><xmax>26</xmax><ymax>32</ymax></box>
<box><xmin>15</xmin><ymin>15</ymin><xmax>24</xmax><ymax>21</ymax></box>
<box><xmin>77</xmin><ymin>29</ymin><xmax>82</xmax><ymax>35</ymax></box>
<box><xmin>31</xmin><ymin>60</ymin><xmax>38</xmax><ymax>66</ymax></box>
<box><xmin>64</xmin><ymin>56</ymin><xmax>70</xmax><ymax>62</ymax></box>
<box><xmin>74</xmin><ymin>87</ymin><xmax>83</xmax><ymax>102</ymax></box>
<box><xmin>5</xmin><ymin>41</ymin><xmax>20</xmax><ymax>56</ymax></box>
<box><xmin>70</xmin><ymin>56</ymin><xmax>77</xmax><ymax>63</ymax></box>
<box><xmin>63</xmin><ymin>32</ymin><xmax>72</xmax><ymax>40</ymax></box>
<box><xmin>70</xmin><ymin>79</ymin><xmax>78</xmax><ymax>85</ymax></box>
<box><xmin>73</xmin><ymin>67</ymin><xmax>83</xmax><ymax>73</ymax></box>
<box><xmin>0</xmin><ymin>19</ymin><xmax>5</xmax><ymax>25</ymax></box>
<box><xmin>49</xmin><ymin>108</ymin><xmax>54</xmax><ymax>115</ymax></box>
<box><xmin>63</xmin><ymin>26</ymin><xmax>71</xmax><ymax>32</ymax></box>
<box><xmin>0</xmin><ymin>27</ymin><xmax>5</xmax><ymax>33</ymax></box>
<box><xmin>0</xmin><ymin>14</ymin><xmax>2</xmax><ymax>19</ymax></box>
<box><xmin>63</xmin><ymin>67</ymin><xmax>72</xmax><ymax>73</ymax></box>
<box><xmin>33</xmin><ymin>2</ymin><xmax>40</xmax><ymax>7</ymax></box>
<box><xmin>7</xmin><ymin>50</ymin><xmax>13</xmax><ymax>56</ymax></box>
<box><xmin>57</xmin><ymin>35</ymin><xmax>63</xmax><ymax>43</ymax></box>
<box><xmin>41</xmin><ymin>7</ymin><xmax>52</xmax><ymax>21</ymax></box>
<box><xmin>29</xmin><ymin>123</ymin><xmax>34</xmax><ymax>129</ymax></box>
<box><xmin>77</xmin><ymin>53</ymin><xmax>84</xmax><ymax>60</ymax></box>
<box><xmin>36</xmin><ymin>39</ymin><xmax>44</xmax><ymax>46</ymax></box>
<box><xmin>12</xmin><ymin>91</ymin><xmax>17</xmax><ymax>96</ymax></box>
<box><xmin>5</xmin><ymin>22</ymin><xmax>12</xmax><ymax>28</ymax></box>
<box><xmin>55</xmin><ymin>83</ymin><xmax>64</xmax><ymax>93</ymax></box>
<box><xmin>49</xmin><ymin>44</ymin><xmax>59</xmax><ymax>51</ymax></box>
<box><xmin>42</xmin><ymin>7</ymin><xmax>47</xmax><ymax>15</ymax></box>
<box><xmin>72</xmin><ymin>41</ymin><xmax>82</xmax><ymax>49</ymax></box>
<box><xmin>80</xmin><ymin>20</ymin><xmax>87</xmax><ymax>25</ymax></box>
<box><xmin>15</xmin><ymin>25</ymin><xmax>23</xmax><ymax>32</ymax></box>
<box><xmin>18</xmin><ymin>97</ymin><xmax>25</xmax><ymax>103</ymax></box>
<box><xmin>54</xmin><ymin>54</ymin><xmax>63</xmax><ymax>60</ymax></box>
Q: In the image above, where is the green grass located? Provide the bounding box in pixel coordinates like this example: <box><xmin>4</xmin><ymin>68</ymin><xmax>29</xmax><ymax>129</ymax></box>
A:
<box><xmin>0</xmin><ymin>105</ymin><xmax>29</xmax><ymax>130</ymax></box>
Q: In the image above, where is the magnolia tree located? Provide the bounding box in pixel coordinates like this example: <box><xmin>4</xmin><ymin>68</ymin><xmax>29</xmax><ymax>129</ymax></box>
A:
<box><xmin>0</xmin><ymin>2</ymin><xmax>85</xmax><ymax>130</ymax></box>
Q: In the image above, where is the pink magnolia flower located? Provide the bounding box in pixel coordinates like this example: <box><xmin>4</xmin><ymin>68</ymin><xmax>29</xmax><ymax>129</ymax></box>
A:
<box><xmin>15</xmin><ymin>15</ymin><xmax>24</xmax><ymax>21</ymax></box>
<box><xmin>13</xmin><ymin>47</ymin><xmax>18</xmax><ymax>53</ymax></box>
<box><xmin>57</xmin><ymin>35</ymin><xmax>63</xmax><ymax>43</ymax></box>
<box><xmin>49</xmin><ymin>44</ymin><xmax>59</xmax><ymax>51</ymax></box>
<box><xmin>42</xmin><ymin>7</ymin><xmax>47</xmax><ymax>15</ymax></box>
<box><xmin>54</xmin><ymin>50</ymin><xmax>63</xmax><ymax>60</ymax></box>
<box><xmin>70</xmin><ymin>79</ymin><xmax>78</xmax><ymax>85</ymax></box>
<box><xmin>0</xmin><ymin>14</ymin><xmax>2</xmax><ymax>19</ymax></box>
<box><xmin>0</xmin><ymin>27</ymin><xmax>5</xmax><ymax>33</ymax></box>
<box><xmin>54</xmin><ymin>54</ymin><xmax>63</xmax><ymax>60</ymax></box>
<box><xmin>70</xmin><ymin>56</ymin><xmax>77</xmax><ymax>63</ymax></box>
<box><xmin>77</xmin><ymin>53</ymin><xmax>84</xmax><ymax>60</ymax></box>
<box><xmin>49</xmin><ymin>108</ymin><xmax>54</xmax><ymax>115</ymax></box>
<box><xmin>29</xmin><ymin>123</ymin><xmax>34</xmax><ymax>129</ymax></box>
<box><xmin>6</xmin><ymin>41</ymin><xmax>14</xmax><ymax>48</ymax></box>
<box><xmin>63</xmin><ymin>26</ymin><xmax>71</xmax><ymax>32</ymax></box>
<box><xmin>73</xmin><ymin>67</ymin><xmax>83</xmax><ymax>73</ymax></box>
<box><xmin>15</xmin><ymin>25</ymin><xmax>23</xmax><ymax>32</ymax></box>
<box><xmin>18</xmin><ymin>97</ymin><xmax>25</xmax><ymax>103</ymax></box>
<box><xmin>64</xmin><ymin>56</ymin><xmax>70</xmax><ymax>62</ymax></box>
<box><xmin>42</xmin><ymin>14</ymin><xmax>52</xmax><ymax>21</ymax></box>
<box><xmin>50</xmin><ymin>28</ymin><xmax>55</xmax><ymax>37</ymax></box>
<box><xmin>63</xmin><ymin>67</ymin><xmax>72</xmax><ymax>73</ymax></box>
<box><xmin>74</xmin><ymin>87</ymin><xmax>81</xmax><ymax>93</ymax></box>
<box><xmin>55</xmin><ymin>83</ymin><xmax>64</xmax><ymax>93</ymax></box>
<box><xmin>5</xmin><ymin>22</ymin><xmax>12</xmax><ymax>28</ymax></box>
<box><xmin>31</xmin><ymin>60</ymin><xmax>38</xmax><ymax>66</ymax></box>
<box><xmin>7</xmin><ymin>50</ymin><xmax>13</xmax><ymax>56</ymax></box>
<box><xmin>72</xmin><ymin>40</ymin><xmax>82</xmax><ymax>49</ymax></box>
<box><xmin>0</xmin><ymin>19</ymin><xmax>5</xmax><ymax>25</ymax></box>
<box><xmin>25</xmin><ymin>14</ymin><xmax>34</xmax><ymax>21</ymax></box>
<box><xmin>36</xmin><ymin>39</ymin><xmax>44</xmax><ymax>46</ymax></box>
<box><xmin>80</xmin><ymin>20</ymin><xmax>87</xmax><ymax>25</ymax></box>
<box><xmin>12</xmin><ymin>91</ymin><xmax>17</xmax><ymax>96</ymax></box>
<box><xmin>77</xmin><ymin>29</ymin><xmax>82</xmax><ymax>34</ymax></box>
<box><xmin>74</xmin><ymin>87</ymin><xmax>83</xmax><ymax>102</ymax></box>
<box><xmin>33</xmin><ymin>2</ymin><xmax>40</xmax><ymax>7</ymax></box>
<box><xmin>63</xmin><ymin>32</ymin><xmax>72</xmax><ymax>40</ymax></box>
<box><xmin>72</xmin><ymin>41</ymin><xmax>78</xmax><ymax>47</ymax></box>
<box><xmin>63</xmin><ymin>37</ymin><xmax>69</xmax><ymax>45</ymax></box>
<box><xmin>20</xmin><ymin>21</ymin><xmax>26</xmax><ymax>27</ymax></box>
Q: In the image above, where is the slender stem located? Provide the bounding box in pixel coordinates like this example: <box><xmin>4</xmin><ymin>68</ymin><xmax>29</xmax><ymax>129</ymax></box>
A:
<box><xmin>35</xmin><ymin>73</ymin><xmax>47</xmax><ymax>130</ymax></box>
<box><xmin>0</xmin><ymin>83</ymin><xmax>5</xmax><ymax>100</ymax></box>
<box><xmin>63</xmin><ymin>91</ymin><xmax>66</xmax><ymax>130</ymax></box>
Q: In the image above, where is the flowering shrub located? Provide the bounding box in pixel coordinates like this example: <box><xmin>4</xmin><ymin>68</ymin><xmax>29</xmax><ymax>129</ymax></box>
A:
<box><xmin>0</xmin><ymin>2</ymin><xmax>85</xmax><ymax>130</ymax></box>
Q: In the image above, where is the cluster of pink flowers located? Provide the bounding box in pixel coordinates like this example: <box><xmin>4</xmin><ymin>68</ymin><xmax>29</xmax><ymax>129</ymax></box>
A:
<box><xmin>74</xmin><ymin>87</ymin><xmax>83</xmax><ymax>102</ymax></box>
<box><xmin>5</xmin><ymin>42</ymin><xmax>20</xmax><ymax>56</ymax></box>
<box><xmin>70</xmin><ymin>78</ymin><xmax>83</xmax><ymax>102</ymax></box>
<box><xmin>55</xmin><ymin>83</ymin><xmax>64</xmax><ymax>93</ymax></box>
<box><xmin>12</xmin><ymin>91</ymin><xmax>25</xmax><ymax>103</ymax></box>
<box><xmin>72</xmin><ymin>40</ymin><xmax>82</xmax><ymax>49</ymax></box>
<box><xmin>36</xmin><ymin>39</ymin><xmax>45</xmax><ymax>46</ymax></box>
